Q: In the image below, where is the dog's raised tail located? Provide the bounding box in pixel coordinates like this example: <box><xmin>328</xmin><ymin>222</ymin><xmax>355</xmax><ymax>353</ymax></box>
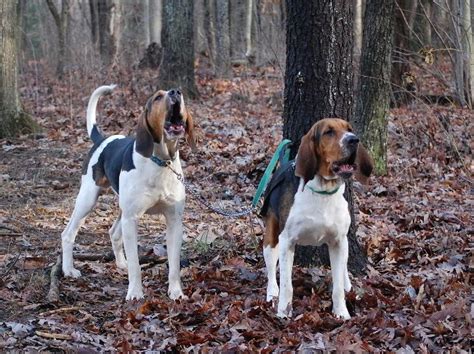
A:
<box><xmin>86</xmin><ymin>84</ymin><xmax>117</xmax><ymax>144</ymax></box>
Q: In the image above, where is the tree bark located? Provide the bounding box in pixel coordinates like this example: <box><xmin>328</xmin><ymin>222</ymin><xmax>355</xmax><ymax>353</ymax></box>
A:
<box><xmin>353</xmin><ymin>0</ymin><xmax>395</xmax><ymax>175</ymax></box>
<box><xmin>245</xmin><ymin>0</ymin><xmax>255</xmax><ymax>61</ymax></box>
<box><xmin>97</xmin><ymin>0</ymin><xmax>116</xmax><ymax>67</ymax></box>
<box><xmin>0</xmin><ymin>0</ymin><xmax>37</xmax><ymax>138</ymax></box>
<box><xmin>45</xmin><ymin>0</ymin><xmax>70</xmax><ymax>77</ymax></box>
<box><xmin>215</xmin><ymin>0</ymin><xmax>231</xmax><ymax>77</ymax></box>
<box><xmin>392</xmin><ymin>0</ymin><xmax>416</xmax><ymax>106</ymax></box>
<box><xmin>149</xmin><ymin>0</ymin><xmax>162</xmax><ymax>46</ymax></box>
<box><xmin>283</xmin><ymin>0</ymin><xmax>366</xmax><ymax>274</ymax></box>
<box><xmin>159</xmin><ymin>0</ymin><xmax>199</xmax><ymax>98</ymax></box>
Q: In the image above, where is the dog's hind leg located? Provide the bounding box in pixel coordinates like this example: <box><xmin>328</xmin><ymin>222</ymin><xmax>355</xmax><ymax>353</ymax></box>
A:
<box><xmin>109</xmin><ymin>214</ymin><xmax>127</xmax><ymax>270</ymax></box>
<box><xmin>62</xmin><ymin>177</ymin><xmax>100</xmax><ymax>278</ymax></box>
<box><xmin>263</xmin><ymin>212</ymin><xmax>280</xmax><ymax>302</ymax></box>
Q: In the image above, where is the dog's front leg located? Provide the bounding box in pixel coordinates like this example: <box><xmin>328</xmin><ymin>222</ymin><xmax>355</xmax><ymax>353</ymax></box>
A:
<box><xmin>277</xmin><ymin>233</ymin><xmax>295</xmax><ymax>318</ymax></box>
<box><xmin>121</xmin><ymin>215</ymin><xmax>144</xmax><ymax>300</ymax></box>
<box><xmin>164</xmin><ymin>207</ymin><xmax>185</xmax><ymax>300</ymax></box>
<box><xmin>328</xmin><ymin>237</ymin><xmax>351</xmax><ymax>320</ymax></box>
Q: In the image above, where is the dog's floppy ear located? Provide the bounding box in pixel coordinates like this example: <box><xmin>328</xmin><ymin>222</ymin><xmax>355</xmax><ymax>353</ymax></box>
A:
<box><xmin>185</xmin><ymin>109</ymin><xmax>197</xmax><ymax>151</ymax></box>
<box><xmin>354</xmin><ymin>144</ymin><xmax>374</xmax><ymax>184</ymax></box>
<box><xmin>295</xmin><ymin>129</ymin><xmax>319</xmax><ymax>185</ymax></box>
<box><xmin>135</xmin><ymin>99</ymin><xmax>155</xmax><ymax>158</ymax></box>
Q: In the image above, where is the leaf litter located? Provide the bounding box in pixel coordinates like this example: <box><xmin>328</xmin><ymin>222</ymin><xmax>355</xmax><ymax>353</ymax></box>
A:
<box><xmin>0</xmin><ymin>63</ymin><xmax>471</xmax><ymax>351</ymax></box>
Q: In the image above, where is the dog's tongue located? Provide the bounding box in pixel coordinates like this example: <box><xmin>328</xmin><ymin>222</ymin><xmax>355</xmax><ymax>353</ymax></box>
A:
<box><xmin>169</xmin><ymin>124</ymin><xmax>184</xmax><ymax>133</ymax></box>
<box><xmin>338</xmin><ymin>164</ymin><xmax>354</xmax><ymax>173</ymax></box>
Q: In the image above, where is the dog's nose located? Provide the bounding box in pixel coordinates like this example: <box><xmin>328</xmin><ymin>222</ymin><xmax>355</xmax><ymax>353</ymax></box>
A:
<box><xmin>345</xmin><ymin>134</ymin><xmax>359</xmax><ymax>147</ymax></box>
<box><xmin>169</xmin><ymin>89</ymin><xmax>181</xmax><ymax>97</ymax></box>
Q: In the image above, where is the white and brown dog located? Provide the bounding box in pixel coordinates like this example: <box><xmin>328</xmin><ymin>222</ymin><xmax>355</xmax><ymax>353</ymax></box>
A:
<box><xmin>61</xmin><ymin>85</ymin><xmax>195</xmax><ymax>300</ymax></box>
<box><xmin>260</xmin><ymin>118</ymin><xmax>373</xmax><ymax>319</ymax></box>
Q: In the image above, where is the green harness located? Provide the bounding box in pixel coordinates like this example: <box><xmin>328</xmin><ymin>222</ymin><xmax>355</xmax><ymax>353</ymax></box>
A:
<box><xmin>251</xmin><ymin>139</ymin><xmax>341</xmax><ymax>208</ymax></box>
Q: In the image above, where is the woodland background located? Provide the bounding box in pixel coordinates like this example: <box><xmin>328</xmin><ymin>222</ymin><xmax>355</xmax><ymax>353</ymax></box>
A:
<box><xmin>0</xmin><ymin>0</ymin><xmax>472</xmax><ymax>352</ymax></box>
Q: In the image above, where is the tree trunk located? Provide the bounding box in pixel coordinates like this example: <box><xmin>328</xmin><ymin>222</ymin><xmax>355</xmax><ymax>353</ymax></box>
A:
<box><xmin>416</xmin><ymin>0</ymin><xmax>432</xmax><ymax>48</ymax></box>
<box><xmin>245</xmin><ymin>0</ymin><xmax>255</xmax><ymax>62</ymax></box>
<box><xmin>204</xmin><ymin>0</ymin><xmax>217</xmax><ymax>67</ymax></box>
<box><xmin>283</xmin><ymin>0</ymin><xmax>366</xmax><ymax>274</ymax></box>
<box><xmin>0</xmin><ymin>0</ymin><xmax>37</xmax><ymax>138</ymax></box>
<box><xmin>353</xmin><ymin>0</ymin><xmax>394</xmax><ymax>175</ymax></box>
<box><xmin>89</xmin><ymin>0</ymin><xmax>99</xmax><ymax>48</ymax></box>
<box><xmin>392</xmin><ymin>0</ymin><xmax>416</xmax><ymax>106</ymax></box>
<box><xmin>451</xmin><ymin>0</ymin><xmax>470</xmax><ymax>107</ymax></box>
<box><xmin>229</xmin><ymin>0</ymin><xmax>246</xmax><ymax>61</ymax></box>
<box><xmin>97</xmin><ymin>0</ymin><xmax>116</xmax><ymax>67</ymax></box>
<box><xmin>159</xmin><ymin>0</ymin><xmax>199</xmax><ymax>98</ymax></box>
<box><xmin>215</xmin><ymin>0</ymin><xmax>231</xmax><ymax>77</ymax></box>
<box><xmin>468</xmin><ymin>0</ymin><xmax>474</xmax><ymax>106</ymax></box>
<box><xmin>45</xmin><ymin>0</ymin><xmax>70</xmax><ymax>77</ymax></box>
<box><xmin>353</xmin><ymin>0</ymin><xmax>363</xmax><ymax>88</ymax></box>
<box><xmin>149</xmin><ymin>0</ymin><xmax>162</xmax><ymax>46</ymax></box>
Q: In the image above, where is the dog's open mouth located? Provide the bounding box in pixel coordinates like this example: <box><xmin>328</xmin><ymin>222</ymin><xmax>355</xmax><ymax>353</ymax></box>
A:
<box><xmin>332</xmin><ymin>154</ymin><xmax>357</xmax><ymax>179</ymax></box>
<box><xmin>165</xmin><ymin>122</ymin><xmax>185</xmax><ymax>137</ymax></box>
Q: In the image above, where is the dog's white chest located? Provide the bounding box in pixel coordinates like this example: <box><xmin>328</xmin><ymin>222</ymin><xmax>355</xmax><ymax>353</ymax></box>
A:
<box><xmin>284</xmin><ymin>183</ymin><xmax>350</xmax><ymax>246</ymax></box>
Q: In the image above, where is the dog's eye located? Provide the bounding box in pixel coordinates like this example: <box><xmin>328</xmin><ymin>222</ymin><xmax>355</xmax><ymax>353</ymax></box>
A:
<box><xmin>324</xmin><ymin>129</ymin><xmax>335</xmax><ymax>136</ymax></box>
<box><xmin>155</xmin><ymin>94</ymin><xmax>163</xmax><ymax>101</ymax></box>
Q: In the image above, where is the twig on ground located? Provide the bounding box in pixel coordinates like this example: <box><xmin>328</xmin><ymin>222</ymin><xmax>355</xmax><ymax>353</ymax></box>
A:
<box><xmin>47</xmin><ymin>255</ymin><xmax>62</xmax><ymax>303</ymax></box>
<box><xmin>1</xmin><ymin>252</ymin><xmax>21</xmax><ymax>277</ymax></box>
<box><xmin>0</xmin><ymin>232</ymin><xmax>22</xmax><ymax>237</ymax></box>
<box><xmin>39</xmin><ymin>306</ymin><xmax>82</xmax><ymax>316</ymax></box>
<box><xmin>35</xmin><ymin>330</ymin><xmax>72</xmax><ymax>341</ymax></box>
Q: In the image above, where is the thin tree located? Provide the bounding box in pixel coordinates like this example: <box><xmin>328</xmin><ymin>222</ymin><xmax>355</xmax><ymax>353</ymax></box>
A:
<box><xmin>0</xmin><ymin>0</ymin><xmax>38</xmax><ymax>138</ymax></box>
<box><xmin>159</xmin><ymin>0</ymin><xmax>199</xmax><ymax>98</ymax></box>
<box><xmin>89</xmin><ymin>0</ymin><xmax>116</xmax><ymax>67</ymax></box>
<box><xmin>283</xmin><ymin>0</ymin><xmax>366</xmax><ymax>273</ymax></box>
<box><xmin>353</xmin><ymin>0</ymin><xmax>395</xmax><ymax>175</ymax></box>
<box><xmin>215</xmin><ymin>0</ymin><xmax>231</xmax><ymax>77</ymax></box>
<box><xmin>45</xmin><ymin>0</ymin><xmax>70</xmax><ymax>77</ymax></box>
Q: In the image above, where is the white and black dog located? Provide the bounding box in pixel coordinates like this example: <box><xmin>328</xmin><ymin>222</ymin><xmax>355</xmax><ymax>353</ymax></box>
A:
<box><xmin>61</xmin><ymin>85</ymin><xmax>196</xmax><ymax>300</ymax></box>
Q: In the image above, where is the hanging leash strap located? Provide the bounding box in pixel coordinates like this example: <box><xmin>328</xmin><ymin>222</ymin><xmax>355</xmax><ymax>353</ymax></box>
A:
<box><xmin>156</xmin><ymin>139</ymin><xmax>293</xmax><ymax>219</ymax></box>
<box><xmin>165</xmin><ymin>161</ymin><xmax>255</xmax><ymax>218</ymax></box>
<box><xmin>252</xmin><ymin>139</ymin><xmax>292</xmax><ymax>208</ymax></box>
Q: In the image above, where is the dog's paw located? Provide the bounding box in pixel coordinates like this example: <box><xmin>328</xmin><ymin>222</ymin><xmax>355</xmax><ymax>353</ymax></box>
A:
<box><xmin>115</xmin><ymin>256</ymin><xmax>127</xmax><ymax>270</ymax></box>
<box><xmin>168</xmin><ymin>287</ymin><xmax>186</xmax><ymax>300</ymax></box>
<box><xmin>333</xmin><ymin>307</ymin><xmax>351</xmax><ymax>320</ymax></box>
<box><xmin>63</xmin><ymin>267</ymin><xmax>81</xmax><ymax>278</ymax></box>
<box><xmin>266</xmin><ymin>284</ymin><xmax>279</xmax><ymax>302</ymax></box>
<box><xmin>126</xmin><ymin>286</ymin><xmax>144</xmax><ymax>301</ymax></box>
<box><xmin>277</xmin><ymin>302</ymin><xmax>293</xmax><ymax>318</ymax></box>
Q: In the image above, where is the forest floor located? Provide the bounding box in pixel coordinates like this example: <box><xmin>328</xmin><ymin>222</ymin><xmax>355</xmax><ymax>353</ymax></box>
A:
<box><xmin>0</xmin><ymin>60</ymin><xmax>472</xmax><ymax>352</ymax></box>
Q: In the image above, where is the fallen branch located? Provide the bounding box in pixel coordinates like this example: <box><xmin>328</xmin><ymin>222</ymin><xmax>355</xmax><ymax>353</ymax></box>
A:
<box><xmin>35</xmin><ymin>330</ymin><xmax>72</xmax><ymax>341</ymax></box>
<box><xmin>75</xmin><ymin>251</ymin><xmax>167</xmax><ymax>265</ymax></box>
<box><xmin>47</xmin><ymin>255</ymin><xmax>62</xmax><ymax>303</ymax></box>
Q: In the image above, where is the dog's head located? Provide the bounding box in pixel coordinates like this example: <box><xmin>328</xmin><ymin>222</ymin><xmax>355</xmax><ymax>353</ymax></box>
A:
<box><xmin>295</xmin><ymin>118</ymin><xmax>373</xmax><ymax>185</ymax></box>
<box><xmin>136</xmin><ymin>89</ymin><xmax>196</xmax><ymax>157</ymax></box>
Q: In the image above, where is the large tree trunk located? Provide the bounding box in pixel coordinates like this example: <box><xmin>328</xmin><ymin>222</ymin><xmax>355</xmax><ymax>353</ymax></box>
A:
<box><xmin>0</xmin><ymin>0</ymin><xmax>37</xmax><ymax>138</ymax></box>
<box><xmin>283</xmin><ymin>0</ymin><xmax>366</xmax><ymax>274</ymax></box>
<box><xmin>159</xmin><ymin>0</ymin><xmax>199</xmax><ymax>98</ymax></box>
<box><xmin>353</xmin><ymin>0</ymin><xmax>395</xmax><ymax>175</ymax></box>
<box><xmin>215</xmin><ymin>0</ymin><xmax>231</xmax><ymax>77</ymax></box>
